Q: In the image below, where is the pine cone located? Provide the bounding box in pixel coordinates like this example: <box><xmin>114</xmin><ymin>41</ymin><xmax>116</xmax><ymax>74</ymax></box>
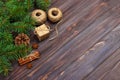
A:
<box><xmin>15</xmin><ymin>33</ymin><xmax>30</xmax><ymax>46</ymax></box>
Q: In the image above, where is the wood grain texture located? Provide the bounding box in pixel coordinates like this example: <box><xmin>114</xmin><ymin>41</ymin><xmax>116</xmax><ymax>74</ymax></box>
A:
<box><xmin>0</xmin><ymin>0</ymin><xmax>120</xmax><ymax>80</ymax></box>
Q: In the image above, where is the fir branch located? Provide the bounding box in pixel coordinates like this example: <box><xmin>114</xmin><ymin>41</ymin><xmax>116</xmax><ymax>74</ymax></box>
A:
<box><xmin>36</xmin><ymin>0</ymin><xmax>51</xmax><ymax>10</ymax></box>
<box><xmin>0</xmin><ymin>56</ymin><xmax>12</xmax><ymax>76</ymax></box>
<box><xmin>0</xmin><ymin>0</ymin><xmax>51</xmax><ymax>76</ymax></box>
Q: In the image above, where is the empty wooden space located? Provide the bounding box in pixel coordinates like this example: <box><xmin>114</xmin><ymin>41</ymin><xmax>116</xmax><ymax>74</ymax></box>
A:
<box><xmin>1</xmin><ymin>0</ymin><xmax>120</xmax><ymax>80</ymax></box>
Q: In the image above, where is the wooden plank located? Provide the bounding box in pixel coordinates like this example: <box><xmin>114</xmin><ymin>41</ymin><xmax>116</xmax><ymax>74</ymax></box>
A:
<box><xmin>102</xmin><ymin>61</ymin><xmax>120</xmax><ymax>80</ymax></box>
<box><xmin>55</xmin><ymin>23</ymin><xmax>120</xmax><ymax>80</ymax></box>
<box><xmin>84</xmin><ymin>48</ymin><xmax>120</xmax><ymax>80</ymax></box>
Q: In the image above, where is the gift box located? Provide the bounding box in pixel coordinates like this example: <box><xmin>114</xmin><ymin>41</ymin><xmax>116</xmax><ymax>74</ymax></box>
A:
<box><xmin>34</xmin><ymin>24</ymin><xmax>50</xmax><ymax>41</ymax></box>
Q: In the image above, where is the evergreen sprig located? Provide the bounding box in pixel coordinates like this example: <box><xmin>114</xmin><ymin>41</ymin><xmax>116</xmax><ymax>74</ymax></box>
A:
<box><xmin>0</xmin><ymin>0</ymin><xmax>51</xmax><ymax>76</ymax></box>
<box><xmin>36</xmin><ymin>0</ymin><xmax>51</xmax><ymax>10</ymax></box>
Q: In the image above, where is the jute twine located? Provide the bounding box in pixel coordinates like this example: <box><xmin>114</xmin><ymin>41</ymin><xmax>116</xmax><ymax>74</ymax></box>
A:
<box><xmin>31</xmin><ymin>9</ymin><xmax>47</xmax><ymax>24</ymax></box>
<box><xmin>48</xmin><ymin>8</ymin><xmax>62</xmax><ymax>23</ymax></box>
<box><xmin>49</xmin><ymin>19</ymin><xmax>63</xmax><ymax>41</ymax></box>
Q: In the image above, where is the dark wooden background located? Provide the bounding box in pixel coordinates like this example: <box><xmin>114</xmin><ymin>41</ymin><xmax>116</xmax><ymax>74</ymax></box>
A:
<box><xmin>1</xmin><ymin>0</ymin><xmax>120</xmax><ymax>80</ymax></box>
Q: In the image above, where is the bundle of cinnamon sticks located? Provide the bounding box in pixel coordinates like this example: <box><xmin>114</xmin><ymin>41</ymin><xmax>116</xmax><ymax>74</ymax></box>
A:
<box><xmin>18</xmin><ymin>51</ymin><xmax>40</xmax><ymax>65</ymax></box>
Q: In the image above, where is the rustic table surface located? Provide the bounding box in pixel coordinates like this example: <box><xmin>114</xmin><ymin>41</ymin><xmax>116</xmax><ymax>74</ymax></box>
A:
<box><xmin>1</xmin><ymin>0</ymin><xmax>120</xmax><ymax>80</ymax></box>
